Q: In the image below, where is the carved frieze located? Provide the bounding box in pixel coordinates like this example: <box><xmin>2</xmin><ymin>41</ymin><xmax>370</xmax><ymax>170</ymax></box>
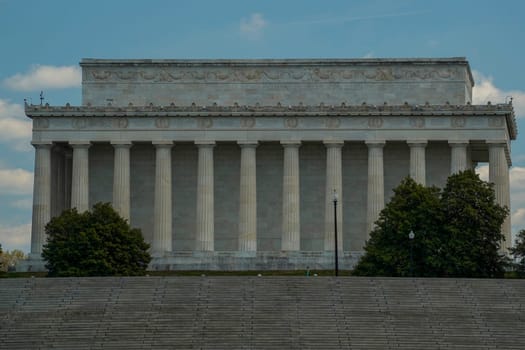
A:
<box><xmin>197</xmin><ymin>117</ymin><xmax>213</xmax><ymax>129</ymax></box>
<box><xmin>113</xmin><ymin>118</ymin><xmax>129</xmax><ymax>129</ymax></box>
<box><xmin>155</xmin><ymin>117</ymin><xmax>170</xmax><ymax>128</ymax></box>
<box><xmin>488</xmin><ymin>116</ymin><xmax>504</xmax><ymax>127</ymax></box>
<box><xmin>34</xmin><ymin>118</ymin><xmax>49</xmax><ymax>129</ymax></box>
<box><xmin>451</xmin><ymin>116</ymin><xmax>466</xmax><ymax>128</ymax></box>
<box><xmin>84</xmin><ymin>66</ymin><xmax>462</xmax><ymax>84</ymax></box>
<box><xmin>368</xmin><ymin>117</ymin><xmax>383</xmax><ymax>128</ymax></box>
<box><xmin>285</xmin><ymin>117</ymin><xmax>298</xmax><ymax>128</ymax></box>
<box><xmin>409</xmin><ymin>116</ymin><xmax>425</xmax><ymax>128</ymax></box>
<box><xmin>325</xmin><ymin>117</ymin><xmax>341</xmax><ymax>129</ymax></box>
<box><xmin>240</xmin><ymin>117</ymin><xmax>256</xmax><ymax>128</ymax></box>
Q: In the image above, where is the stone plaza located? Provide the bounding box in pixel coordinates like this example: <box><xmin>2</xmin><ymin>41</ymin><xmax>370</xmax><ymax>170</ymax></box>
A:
<box><xmin>23</xmin><ymin>58</ymin><xmax>516</xmax><ymax>270</ymax></box>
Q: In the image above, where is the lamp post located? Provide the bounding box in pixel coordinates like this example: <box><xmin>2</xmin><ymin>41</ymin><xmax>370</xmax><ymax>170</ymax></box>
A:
<box><xmin>333</xmin><ymin>190</ymin><xmax>339</xmax><ymax>277</ymax></box>
<box><xmin>408</xmin><ymin>230</ymin><xmax>415</xmax><ymax>277</ymax></box>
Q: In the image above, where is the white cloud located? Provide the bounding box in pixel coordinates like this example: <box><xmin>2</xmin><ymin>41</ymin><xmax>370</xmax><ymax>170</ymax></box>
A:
<box><xmin>477</xmin><ymin>164</ymin><xmax>525</xmax><ymax>235</ymax></box>
<box><xmin>0</xmin><ymin>99</ymin><xmax>32</xmax><ymax>151</ymax></box>
<box><xmin>0</xmin><ymin>223</ymin><xmax>31</xmax><ymax>253</ymax></box>
<box><xmin>3</xmin><ymin>65</ymin><xmax>81</xmax><ymax>91</ymax></box>
<box><xmin>472</xmin><ymin>70</ymin><xmax>525</xmax><ymax>118</ymax></box>
<box><xmin>363</xmin><ymin>52</ymin><xmax>375</xmax><ymax>58</ymax></box>
<box><xmin>0</xmin><ymin>168</ymin><xmax>33</xmax><ymax>195</ymax></box>
<box><xmin>240</xmin><ymin>13</ymin><xmax>267</xmax><ymax>38</ymax></box>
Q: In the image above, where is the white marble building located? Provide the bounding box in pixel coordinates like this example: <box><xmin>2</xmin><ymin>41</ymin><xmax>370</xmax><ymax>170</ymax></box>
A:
<box><xmin>24</xmin><ymin>58</ymin><xmax>517</xmax><ymax>270</ymax></box>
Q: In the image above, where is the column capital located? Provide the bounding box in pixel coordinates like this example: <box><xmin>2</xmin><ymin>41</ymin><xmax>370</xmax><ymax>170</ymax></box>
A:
<box><xmin>195</xmin><ymin>140</ymin><xmax>216</xmax><ymax>147</ymax></box>
<box><xmin>69</xmin><ymin>141</ymin><xmax>92</xmax><ymax>148</ymax></box>
<box><xmin>280</xmin><ymin>140</ymin><xmax>301</xmax><ymax>147</ymax></box>
<box><xmin>365</xmin><ymin>140</ymin><xmax>385</xmax><ymax>147</ymax></box>
<box><xmin>486</xmin><ymin>140</ymin><xmax>507</xmax><ymax>147</ymax></box>
<box><xmin>407</xmin><ymin>140</ymin><xmax>428</xmax><ymax>147</ymax></box>
<box><xmin>448</xmin><ymin>140</ymin><xmax>469</xmax><ymax>146</ymax></box>
<box><xmin>111</xmin><ymin>141</ymin><xmax>133</xmax><ymax>148</ymax></box>
<box><xmin>31</xmin><ymin>141</ymin><xmax>53</xmax><ymax>149</ymax></box>
<box><xmin>237</xmin><ymin>141</ymin><xmax>258</xmax><ymax>148</ymax></box>
<box><xmin>323</xmin><ymin>140</ymin><xmax>344</xmax><ymax>148</ymax></box>
<box><xmin>153</xmin><ymin>141</ymin><xmax>173</xmax><ymax>148</ymax></box>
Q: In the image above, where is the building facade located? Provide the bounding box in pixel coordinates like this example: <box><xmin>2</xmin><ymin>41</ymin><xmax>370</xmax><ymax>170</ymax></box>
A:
<box><xmin>24</xmin><ymin>58</ymin><xmax>516</xmax><ymax>270</ymax></box>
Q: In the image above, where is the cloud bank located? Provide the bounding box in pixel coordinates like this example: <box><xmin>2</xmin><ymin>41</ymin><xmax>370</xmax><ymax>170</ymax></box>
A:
<box><xmin>3</xmin><ymin>65</ymin><xmax>81</xmax><ymax>91</ymax></box>
<box><xmin>0</xmin><ymin>99</ymin><xmax>32</xmax><ymax>151</ymax></box>
<box><xmin>472</xmin><ymin>70</ymin><xmax>525</xmax><ymax>118</ymax></box>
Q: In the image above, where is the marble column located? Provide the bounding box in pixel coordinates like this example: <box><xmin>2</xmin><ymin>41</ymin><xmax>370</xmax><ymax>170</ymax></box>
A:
<box><xmin>51</xmin><ymin>146</ymin><xmax>65</xmax><ymax>217</ymax></box>
<box><xmin>366</xmin><ymin>141</ymin><xmax>385</xmax><ymax>237</ymax></box>
<box><xmin>449</xmin><ymin>141</ymin><xmax>469</xmax><ymax>174</ymax></box>
<box><xmin>152</xmin><ymin>141</ymin><xmax>173</xmax><ymax>257</ymax></box>
<box><xmin>64</xmin><ymin>150</ymin><xmax>72</xmax><ymax>210</ymax></box>
<box><xmin>112</xmin><ymin>141</ymin><xmax>132</xmax><ymax>221</ymax></box>
<box><xmin>30</xmin><ymin>141</ymin><xmax>52</xmax><ymax>259</ymax></box>
<box><xmin>281</xmin><ymin>141</ymin><xmax>301</xmax><ymax>251</ymax></box>
<box><xmin>488</xmin><ymin>141</ymin><xmax>511</xmax><ymax>252</ymax></box>
<box><xmin>196</xmin><ymin>141</ymin><xmax>215</xmax><ymax>251</ymax></box>
<box><xmin>407</xmin><ymin>141</ymin><xmax>427</xmax><ymax>185</ymax></box>
<box><xmin>324</xmin><ymin>141</ymin><xmax>343</xmax><ymax>251</ymax></box>
<box><xmin>238</xmin><ymin>142</ymin><xmax>258</xmax><ymax>252</ymax></box>
<box><xmin>70</xmin><ymin>141</ymin><xmax>91</xmax><ymax>212</ymax></box>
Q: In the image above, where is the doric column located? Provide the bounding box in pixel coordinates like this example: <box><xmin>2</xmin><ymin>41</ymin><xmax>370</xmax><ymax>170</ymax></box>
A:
<box><xmin>112</xmin><ymin>141</ymin><xmax>132</xmax><ymax>221</ymax></box>
<box><xmin>70</xmin><ymin>141</ymin><xmax>91</xmax><ymax>212</ymax></box>
<box><xmin>488</xmin><ymin>141</ymin><xmax>511</xmax><ymax>251</ymax></box>
<box><xmin>30</xmin><ymin>141</ymin><xmax>52</xmax><ymax>259</ymax></box>
<box><xmin>449</xmin><ymin>141</ymin><xmax>469</xmax><ymax>174</ymax></box>
<box><xmin>152</xmin><ymin>141</ymin><xmax>173</xmax><ymax>257</ymax></box>
<box><xmin>64</xmin><ymin>150</ymin><xmax>72</xmax><ymax>209</ymax></box>
<box><xmin>196</xmin><ymin>141</ymin><xmax>215</xmax><ymax>251</ymax></box>
<box><xmin>407</xmin><ymin>141</ymin><xmax>427</xmax><ymax>185</ymax></box>
<box><xmin>238</xmin><ymin>142</ymin><xmax>258</xmax><ymax>252</ymax></box>
<box><xmin>51</xmin><ymin>146</ymin><xmax>65</xmax><ymax>217</ymax></box>
<box><xmin>366</xmin><ymin>141</ymin><xmax>385</xmax><ymax>237</ymax></box>
<box><xmin>324</xmin><ymin>141</ymin><xmax>343</xmax><ymax>251</ymax></box>
<box><xmin>281</xmin><ymin>141</ymin><xmax>301</xmax><ymax>251</ymax></box>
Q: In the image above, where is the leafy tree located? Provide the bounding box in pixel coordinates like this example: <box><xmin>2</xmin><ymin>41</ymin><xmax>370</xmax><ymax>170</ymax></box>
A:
<box><xmin>353</xmin><ymin>171</ymin><xmax>509</xmax><ymax>277</ymax></box>
<box><xmin>510</xmin><ymin>229</ymin><xmax>525</xmax><ymax>277</ymax></box>
<box><xmin>42</xmin><ymin>202</ymin><xmax>151</xmax><ymax>277</ymax></box>
<box><xmin>353</xmin><ymin>177</ymin><xmax>442</xmax><ymax>277</ymax></box>
<box><xmin>439</xmin><ymin>170</ymin><xmax>508</xmax><ymax>277</ymax></box>
<box><xmin>0</xmin><ymin>249</ymin><xmax>26</xmax><ymax>272</ymax></box>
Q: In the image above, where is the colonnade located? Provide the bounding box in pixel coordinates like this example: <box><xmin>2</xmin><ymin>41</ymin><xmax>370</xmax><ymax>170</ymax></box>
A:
<box><xmin>30</xmin><ymin>139</ymin><xmax>511</xmax><ymax>258</ymax></box>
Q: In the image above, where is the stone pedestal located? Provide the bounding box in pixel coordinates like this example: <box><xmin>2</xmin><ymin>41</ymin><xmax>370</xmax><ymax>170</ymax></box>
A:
<box><xmin>196</xmin><ymin>141</ymin><xmax>215</xmax><ymax>251</ymax></box>
<box><xmin>152</xmin><ymin>142</ymin><xmax>173</xmax><ymax>256</ymax></box>
<box><xmin>281</xmin><ymin>141</ymin><xmax>301</xmax><ymax>251</ymax></box>
<box><xmin>408</xmin><ymin>141</ymin><xmax>427</xmax><ymax>185</ymax></box>
<box><xmin>112</xmin><ymin>142</ymin><xmax>132</xmax><ymax>221</ymax></box>
<box><xmin>238</xmin><ymin>142</ymin><xmax>258</xmax><ymax>252</ymax></box>
<box><xmin>70</xmin><ymin>142</ymin><xmax>91</xmax><ymax>212</ymax></box>
<box><xmin>366</xmin><ymin>141</ymin><xmax>385</xmax><ymax>237</ymax></box>
<box><xmin>324</xmin><ymin>141</ymin><xmax>343</xmax><ymax>251</ymax></box>
<box><xmin>30</xmin><ymin>142</ymin><xmax>52</xmax><ymax>259</ymax></box>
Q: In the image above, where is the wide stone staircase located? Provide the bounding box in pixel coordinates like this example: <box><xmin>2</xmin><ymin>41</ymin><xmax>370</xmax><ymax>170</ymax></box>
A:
<box><xmin>1</xmin><ymin>277</ymin><xmax>524</xmax><ymax>349</ymax></box>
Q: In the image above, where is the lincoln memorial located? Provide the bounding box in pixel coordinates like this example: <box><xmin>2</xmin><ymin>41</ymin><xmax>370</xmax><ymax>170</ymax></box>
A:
<box><xmin>24</xmin><ymin>58</ymin><xmax>516</xmax><ymax>270</ymax></box>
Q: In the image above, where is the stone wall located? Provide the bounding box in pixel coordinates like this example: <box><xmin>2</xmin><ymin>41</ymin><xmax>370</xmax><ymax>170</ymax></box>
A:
<box><xmin>81</xmin><ymin>58</ymin><xmax>473</xmax><ymax>107</ymax></box>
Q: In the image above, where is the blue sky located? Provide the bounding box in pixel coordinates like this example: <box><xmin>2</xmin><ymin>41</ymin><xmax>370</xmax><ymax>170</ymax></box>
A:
<box><xmin>1</xmin><ymin>0</ymin><xmax>524</xmax><ymax>253</ymax></box>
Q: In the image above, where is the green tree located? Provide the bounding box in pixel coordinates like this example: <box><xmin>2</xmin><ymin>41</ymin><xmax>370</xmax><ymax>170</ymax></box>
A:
<box><xmin>439</xmin><ymin>170</ymin><xmax>508</xmax><ymax>277</ymax></box>
<box><xmin>353</xmin><ymin>177</ymin><xmax>442</xmax><ymax>277</ymax></box>
<box><xmin>353</xmin><ymin>171</ymin><xmax>509</xmax><ymax>277</ymax></box>
<box><xmin>42</xmin><ymin>202</ymin><xmax>151</xmax><ymax>277</ymax></box>
<box><xmin>510</xmin><ymin>229</ymin><xmax>525</xmax><ymax>277</ymax></box>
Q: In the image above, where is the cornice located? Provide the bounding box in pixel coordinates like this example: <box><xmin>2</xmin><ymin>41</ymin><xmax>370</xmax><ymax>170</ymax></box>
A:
<box><xmin>25</xmin><ymin>102</ymin><xmax>517</xmax><ymax>139</ymax></box>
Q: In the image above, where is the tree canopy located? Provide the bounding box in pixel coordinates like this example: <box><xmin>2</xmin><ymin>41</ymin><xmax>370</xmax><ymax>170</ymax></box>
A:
<box><xmin>42</xmin><ymin>202</ymin><xmax>151</xmax><ymax>277</ymax></box>
<box><xmin>510</xmin><ymin>229</ymin><xmax>525</xmax><ymax>277</ymax></box>
<box><xmin>353</xmin><ymin>170</ymin><xmax>509</xmax><ymax>278</ymax></box>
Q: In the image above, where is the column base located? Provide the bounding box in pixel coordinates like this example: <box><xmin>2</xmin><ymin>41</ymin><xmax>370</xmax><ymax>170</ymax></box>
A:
<box><xmin>148</xmin><ymin>251</ymin><xmax>364</xmax><ymax>271</ymax></box>
<box><xmin>15</xmin><ymin>257</ymin><xmax>47</xmax><ymax>272</ymax></box>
